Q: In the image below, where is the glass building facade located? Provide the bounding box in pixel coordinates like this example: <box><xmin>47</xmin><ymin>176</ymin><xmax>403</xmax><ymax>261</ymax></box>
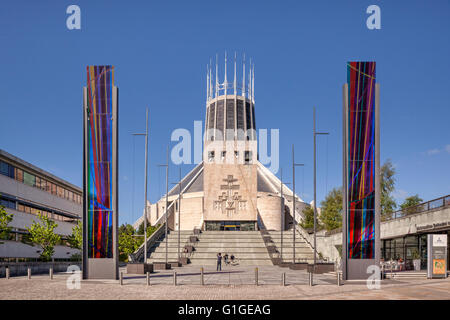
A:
<box><xmin>381</xmin><ymin>231</ymin><xmax>450</xmax><ymax>270</ymax></box>
<box><xmin>0</xmin><ymin>160</ymin><xmax>82</xmax><ymax>205</ymax></box>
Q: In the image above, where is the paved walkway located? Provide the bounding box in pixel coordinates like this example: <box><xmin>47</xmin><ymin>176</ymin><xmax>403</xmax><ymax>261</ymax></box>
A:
<box><xmin>1</xmin><ymin>265</ymin><xmax>449</xmax><ymax>300</ymax></box>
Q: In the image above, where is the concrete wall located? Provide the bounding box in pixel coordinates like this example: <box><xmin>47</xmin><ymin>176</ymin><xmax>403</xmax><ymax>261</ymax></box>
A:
<box><xmin>257</xmin><ymin>193</ymin><xmax>282</xmax><ymax>230</ymax></box>
<box><xmin>0</xmin><ymin>240</ymin><xmax>80</xmax><ymax>259</ymax></box>
<box><xmin>178</xmin><ymin>196</ymin><xmax>203</xmax><ymax>231</ymax></box>
<box><xmin>0</xmin><ymin>262</ymin><xmax>81</xmax><ymax>277</ymax></box>
<box><xmin>203</xmin><ymin>163</ymin><xmax>257</xmax><ymax>222</ymax></box>
<box><xmin>381</xmin><ymin>206</ymin><xmax>450</xmax><ymax>239</ymax></box>
<box><xmin>6</xmin><ymin>208</ymin><xmax>77</xmax><ymax>236</ymax></box>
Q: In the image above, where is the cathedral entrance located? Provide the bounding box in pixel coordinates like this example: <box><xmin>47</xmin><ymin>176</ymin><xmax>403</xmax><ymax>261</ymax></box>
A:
<box><xmin>205</xmin><ymin>221</ymin><xmax>256</xmax><ymax>231</ymax></box>
<box><xmin>221</xmin><ymin>221</ymin><xmax>240</xmax><ymax>231</ymax></box>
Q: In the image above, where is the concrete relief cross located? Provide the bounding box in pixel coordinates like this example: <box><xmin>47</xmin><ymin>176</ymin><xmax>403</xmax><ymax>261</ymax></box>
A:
<box><xmin>212</xmin><ymin>175</ymin><xmax>246</xmax><ymax>217</ymax></box>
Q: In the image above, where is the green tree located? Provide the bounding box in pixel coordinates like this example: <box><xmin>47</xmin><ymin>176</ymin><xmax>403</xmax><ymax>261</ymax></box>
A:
<box><xmin>320</xmin><ymin>187</ymin><xmax>343</xmax><ymax>231</ymax></box>
<box><xmin>119</xmin><ymin>223</ymin><xmax>135</xmax><ymax>235</ymax></box>
<box><xmin>118</xmin><ymin>223</ymin><xmax>140</xmax><ymax>262</ymax></box>
<box><xmin>137</xmin><ymin>220</ymin><xmax>159</xmax><ymax>239</ymax></box>
<box><xmin>27</xmin><ymin>213</ymin><xmax>61</xmax><ymax>261</ymax></box>
<box><xmin>380</xmin><ymin>159</ymin><xmax>397</xmax><ymax>218</ymax></box>
<box><xmin>300</xmin><ymin>206</ymin><xmax>315</xmax><ymax>229</ymax></box>
<box><xmin>0</xmin><ymin>205</ymin><xmax>13</xmax><ymax>243</ymax></box>
<box><xmin>67</xmin><ymin>220</ymin><xmax>82</xmax><ymax>249</ymax></box>
<box><xmin>400</xmin><ymin>194</ymin><xmax>423</xmax><ymax>214</ymax></box>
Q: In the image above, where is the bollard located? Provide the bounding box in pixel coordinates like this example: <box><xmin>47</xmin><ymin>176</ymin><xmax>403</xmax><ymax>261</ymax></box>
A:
<box><xmin>27</xmin><ymin>267</ymin><xmax>31</xmax><ymax>280</ymax></box>
<box><xmin>146</xmin><ymin>272</ymin><xmax>150</xmax><ymax>286</ymax></box>
<box><xmin>200</xmin><ymin>267</ymin><xmax>204</xmax><ymax>285</ymax></box>
<box><xmin>49</xmin><ymin>267</ymin><xmax>53</xmax><ymax>280</ymax></box>
<box><xmin>308</xmin><ymin>271</ymin><xmax>313</xmax><ymax>286</ymax></box>
<box><xmin>255</xmin><ymin>267</ymin><xmax>258</xmax><ymax>286</ymax></box>
<box><xmin>173</xmin><ymin>271</ymin><xmax>177</xmax><ymax>286</ymax></box>
<box><xmin>6</xmin><ymin>267</ymin><xmax>10</xmax><ymax>279</ymax></box>
<box><xmin>119</xmin><ymin>272</ymin><xmax>123</xmax><ymax>285</ymax></box>
<box><xmin>281</xmin><ymin>272</ymin><xmax>286</xmax><ymax>286</ymax></box>
<box><xmin>337</xmin><ymin>272</ymin><xmax>341</xmax><ymax>286</ymax></box>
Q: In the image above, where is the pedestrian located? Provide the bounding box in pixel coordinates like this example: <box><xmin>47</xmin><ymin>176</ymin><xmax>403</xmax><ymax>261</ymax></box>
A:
<box><xmin>217</xmin><ymin>252</ymin><xmax>222</xmax><ymax>271</ymax></box>
<box><xmin>224</xmin><ymin>253</ymin><xmax>229</xmax><ymax>265</ymax></box>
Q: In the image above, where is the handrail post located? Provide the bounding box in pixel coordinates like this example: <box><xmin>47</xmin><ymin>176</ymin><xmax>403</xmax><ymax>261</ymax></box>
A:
<box><xmin>173</xmin><ymin>271</ymin><xmax>177</xmax><ymax>286</ymax></box>
<box><xmin>255</xmin><ymin>267</ymin><xmax>258</xmax><ymax>286</ymax></box>
<box><xmin>146</xmin><ymin>271</ymin><xmax>150</xmax><ymax>286</ymax></box>
<box><xmin>49</xmin><ymin>267</ymin><xmax>53</xmax><ymax>280</ymax></box>
<box><xmin>281</xmin><ymin>272</ymin><xmax>286</xmax><ymax>286</ymax></box>
<box><xmin>200</xmin><ymin>267</ymin><xmax>204</xmax><ymax>285</ymax></box>
<box><xmin>119</xmin><ymin>271</ymin><xmax>123</xmax><ymax>285</ymax></box>
<box><xmin>6</xmin><ymin>267</ymin><xmax>10</xmax><ymax>279</ymax></box>
<box><xmin>27</xmin><ymin>267</ymin><xmax>31</xmax><ymax>280</ymax></box>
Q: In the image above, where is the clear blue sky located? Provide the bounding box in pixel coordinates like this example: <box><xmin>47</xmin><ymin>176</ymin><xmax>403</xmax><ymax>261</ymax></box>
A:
<box><xmin>1</xmin><ymin>0</ymin><xmax>449</xmax><ymax>226</ymax></box>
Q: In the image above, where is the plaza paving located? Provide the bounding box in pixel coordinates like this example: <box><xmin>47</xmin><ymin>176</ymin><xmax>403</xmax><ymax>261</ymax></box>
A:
<box><xmin>0</xmin><ymin>265</ymin><xmax>449</xmax><ymax>300</ymax></box>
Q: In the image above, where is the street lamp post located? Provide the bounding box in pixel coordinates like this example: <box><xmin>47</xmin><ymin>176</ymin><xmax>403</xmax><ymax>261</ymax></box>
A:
<box><xmin>171</xmin><ymin>167</ymin><xmax>182</xmax><ymax>263</ymax></box>
<box><xmin>313</xmin><ymin>107</ymin><xmax>329</xmax><ymax>269</ymax></box>
<box><xmin>132</xmin><ymin>107</ymin><xmax>149</xmax><ymax>263</ymax></box>
<box><xmin>292</xmin><ymin>145</ymin><xmax>304</xmax><ymax>264</ymax></box>
<box><xmin>279</xmin><ymin>168</ymin><xmax>291</xmax><ymax>263</ymax></box>
<box><xmin>158</xmin><ymin>146</ymin><xmax>170</xmax><ymax>264</ymax></box>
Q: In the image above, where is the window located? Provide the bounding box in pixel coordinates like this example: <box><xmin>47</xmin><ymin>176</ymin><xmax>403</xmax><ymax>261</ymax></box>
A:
<box><xmin>57</xmin><ymin>186</ymin><xmax>64</xmax><ymax>198</ymax></box>
<box><xmin>40</xmin><ymin>179</ymin><xmax>47</xmax><ymax>192</ymax></box>
<box><xmin>51</xmin><ymin>183</ymin><xmax>57</xmax><ymax>195</ymax></box>
<box><xmin>0</xmin><ymin>161</ymin><xmax>9</xmax><ymax>176</ymax></box>
<box><xmin>244</xmin><ymin>151</ymin><xmax>252</xmax><ymax>164</ymax></box>
<box><xmin>36</xmin><ymin>176</ymin><xmax>41</xmax><ymax>189</ymax></box>
<box><xmin>221</xmin><ymin>151</ymin><xmax>226</xmax><ymax>160</ymax></box>
<box><xmin>0</xmin><ymin>198</ymin><xmax>16</xmax><ymax>210</ymax></box>
<box><xmin>15</xmin><ymin>168</ymin><xmax>23</xmax><ymax>182</ymax></box>
<box><xmin>23</xmin><ymin>171</ymin><xmax>36</xmax><ymax>187</ymax></box>
<box><xmin>208</xmin><ymin>151</ymin><xmax>215</xmax><ymax>162</ymax></box>
<box><xmin>234</xmin><ymin>151</ymin><xmax>239</xmax><ymax>159</ymax></box>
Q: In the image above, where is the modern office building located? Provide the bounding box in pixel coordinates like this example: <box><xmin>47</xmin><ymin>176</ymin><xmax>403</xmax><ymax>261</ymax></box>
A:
<box><xmin>0</xmin><ymin>149</ymin><xmax>82</xmax><ymax>261</ymax></box>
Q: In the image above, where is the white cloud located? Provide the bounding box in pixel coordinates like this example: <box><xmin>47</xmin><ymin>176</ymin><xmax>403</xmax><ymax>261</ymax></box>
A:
<box><xmin>427</xmin><ymin>148</ymin><xmax>440</xmax><ymax>156</ymax></box>
<box><xmin>425</xmin><ymin>144</ymin><xmax>450</xmax><ymax>156</ymax></box>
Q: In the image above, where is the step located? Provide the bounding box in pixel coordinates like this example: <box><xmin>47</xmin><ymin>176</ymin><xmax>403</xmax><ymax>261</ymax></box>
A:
<box><xmin>188</xmin><ymin>260</ymin><xmax>274</xmax><ymax>266</ymax></box>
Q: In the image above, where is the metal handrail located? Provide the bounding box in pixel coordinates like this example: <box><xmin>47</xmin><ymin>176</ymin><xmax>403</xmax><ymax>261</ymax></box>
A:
<box><xmin>129</xmin><ymin>222</ymin><xmax>165</xmax><ymax>263</ymax></box>
<box><xmin>383</xmin><ymin>194</ymin><xmax>450</xmax><ymax>222</ymax></box>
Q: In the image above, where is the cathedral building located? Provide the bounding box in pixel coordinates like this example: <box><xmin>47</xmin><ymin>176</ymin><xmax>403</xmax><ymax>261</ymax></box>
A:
<box><xmin>134</xmin><ymin>54</ymin><xmax>308</xmax><ymax>232</ymax></box>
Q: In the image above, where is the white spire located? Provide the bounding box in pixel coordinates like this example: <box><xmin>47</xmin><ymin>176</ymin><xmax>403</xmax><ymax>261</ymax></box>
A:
<box><xmin>224</xmin><ymin>51</ymin><xmax>227</xmax><ymax>95</ymax></box>
<box><xmin>215</xmin><ymin>54</ymin><xmax>218</xmax><ymax>98</ymax></box>
<box><xmin>248</xmin><ymin>58</ymin><xmax>252</xmax><ymax>101</ymax></box>
<box><xmin>233</xmin><ymin>52</ymin><xmax>237</xmax><ymax>95</ymax></box>
<box><xmin>209</xmin><ymin>59</ymin><xmax>212</xmax><ymax>99</ymax></box>
<box><xmin>252</xmin><ymin>63</ymin><xmax>255</xmax><ymax>102</ymax></box>
<box><xmin>242</xmin><ymin>53</ymin><xmax>246</xmax><ymax>98</ymax></box>
<box><xmin>206</xmin><ymin>63</ymin><xmax>209</xmax><ymax>102</ymax></box>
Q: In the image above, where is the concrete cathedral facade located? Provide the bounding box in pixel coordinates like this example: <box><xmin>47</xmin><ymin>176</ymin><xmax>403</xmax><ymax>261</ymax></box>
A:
<box><xmin>133</xmin><ymin>55</ymin><xmax>308</xmax><ymax>232</ymax></box>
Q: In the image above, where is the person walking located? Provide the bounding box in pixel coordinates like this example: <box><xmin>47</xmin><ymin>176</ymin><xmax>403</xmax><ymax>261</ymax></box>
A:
<box><xmin>217</xmin><ymin>252</ymin><xmax>222</xmax><ymax>271</ymax></box>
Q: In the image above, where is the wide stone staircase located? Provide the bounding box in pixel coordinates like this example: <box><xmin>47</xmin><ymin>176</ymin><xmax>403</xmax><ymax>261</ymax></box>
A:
<box><xmin>143</xmin><ymin>229</ymin><xmax>316</xmax><ymax>266</ymax></box>
<box><xmin>145</xmin><ymin>230</ymin><xmax>193</xmax><ymax>264</ymax></box>
<box><xmin>188</xmin><ymin>231</ymin><xmax>273</xmax><ymax>266</ymax></box>
<box><xmin>266</xmin><ymin>231</ymin><xmax>315</xmax><ymax>264</ymax></box>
